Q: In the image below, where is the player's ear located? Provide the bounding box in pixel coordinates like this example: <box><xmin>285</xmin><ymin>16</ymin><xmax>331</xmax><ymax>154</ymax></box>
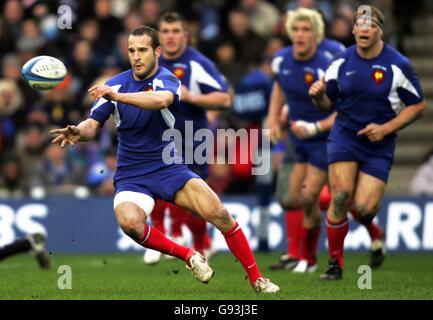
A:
<box><xmin>155</xmin><ymin>46</ymin><xmax>161</xmax><ymax>58</ymax></box>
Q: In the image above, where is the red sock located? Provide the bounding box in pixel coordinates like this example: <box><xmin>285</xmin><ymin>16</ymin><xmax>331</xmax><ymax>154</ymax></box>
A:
<box><xmin>151</xmin><ymin>200</ymin><xmax>167</xmax><ymax>233</ymax></box>
<box><xmin>223</xmin><ymin>222</ymin><xmax>262</xmax><ymax>285</ymax></box>
<box><xmin>319</xmin><ymin>185</ymin><xmax>331</xmax><ymax>211</ymax></box>
<box><xmin>350</xmin><ymin>209</ymin><xmax>383</xmax><ymax>241</ymax></box>
<box><xmin>300</xmin><ymin>226</ymin><xmax>320</xmax><ymax>265</ymax></box>
<box><xmin>139</xmin><ymin>224</ymin><xmax>193</xmax><ymax>261</ymax></box>
<box><xmin>184</xmin><ymin>211</ymin><xmax>207</xmax><ymax>254</ymax></box>
<box><xmin>326</xmin><ymin>218</ymin><xmax>349</xmax><ymax>267</ymax></box>
<box><xmin>285</xmin><ymin>210</ymin><xmax>303</xmax><ymax>259</ymax></box>
<box><xmin>169</xmin><ymin>203</ymin><xmax>184</xmax><ymax>237</ymax></box>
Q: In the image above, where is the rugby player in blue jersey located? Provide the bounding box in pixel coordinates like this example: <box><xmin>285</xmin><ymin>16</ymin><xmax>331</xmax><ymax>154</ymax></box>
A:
<box><xmin>51</xmin><ymin>26</ymin><xmax>279</xmax><ymax>293</ymax></box>
<box><xmin>268</xmin><ymin>8</ymin><xmax>336</xmax><ymax>273</ymax></box>
<box><xmin>310</xmin><ymin>5</ymin><xmax>426</xmax><ymax>280</ymax></box>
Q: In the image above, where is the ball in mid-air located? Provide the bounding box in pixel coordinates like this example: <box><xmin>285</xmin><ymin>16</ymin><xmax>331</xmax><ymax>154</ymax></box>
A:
<box><xmin>21</xmin><ymin>55</ymin><xmax>67</xmax><ymax>90</ymax></box>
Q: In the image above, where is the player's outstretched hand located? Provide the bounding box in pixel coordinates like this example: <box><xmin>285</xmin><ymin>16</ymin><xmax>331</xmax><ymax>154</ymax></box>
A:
<box><xmin>357</xmin><ymin>123</ymin><xmax>387</xmax><ymax>142</ymax></box>
<box><xmin>88</xmin><ymin>85</ymin><xmax>118</xmax><ymax>101</ymax></box>
<box><xmin>50</xmin><ymin>125</ymin><xmax>80</xmax><ymax>148</ymax></box>
<box><xmin>309</xmin><ymin>77</ymin><xmax>326</xmax><ymax>101</ymax></box>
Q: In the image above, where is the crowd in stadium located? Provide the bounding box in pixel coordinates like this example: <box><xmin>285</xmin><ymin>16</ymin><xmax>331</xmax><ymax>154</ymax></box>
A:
<box><xmin>0</xmin><ymin>0</ymin><xmax>423</xmax><ymax>199</ymax></box>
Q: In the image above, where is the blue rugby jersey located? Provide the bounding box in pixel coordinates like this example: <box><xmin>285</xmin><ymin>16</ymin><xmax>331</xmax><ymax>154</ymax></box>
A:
<box><xmin>325</xmin><ymin>44</ymin><xmax>424</xmax><ymax>150</ymax></box>
<box><xmin>89</xmin><ymin>67</ymin><xmax>181</xmax><ymax>180</ymax></box>
<box><xmin>319</xmin><ymin>38</ymin><xmax>346</xmax><ymax>60</ymax></box>
<box><xmin>272</xmin><ymin>46</ymin><xmax>334</xmax><ymax>145</ymax></box>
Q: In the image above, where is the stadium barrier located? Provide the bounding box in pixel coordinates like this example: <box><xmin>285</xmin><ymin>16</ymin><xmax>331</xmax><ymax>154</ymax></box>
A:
<box><xmin>0</xmin><ymin>196</ymin><xmax>432</xmax><ymax>253</ymax></box>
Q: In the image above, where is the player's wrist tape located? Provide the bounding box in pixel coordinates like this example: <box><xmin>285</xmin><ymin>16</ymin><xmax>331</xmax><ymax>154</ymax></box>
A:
<box><xmin>295</xmin><ymin>120</ymin><xmax>321</xmax><ymax>137</ymax></box>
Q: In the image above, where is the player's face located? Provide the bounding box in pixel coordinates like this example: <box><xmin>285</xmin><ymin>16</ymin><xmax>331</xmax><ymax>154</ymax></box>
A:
<box><xmin>290</xmin><ymin>20</ymin><xmax>317</xmax><ymax>57</ymax></box>
<box><xmin>159</xmin><ymin>21</ymin><xmax>188</xmax><ymax>57</ymax></box>
<box><xmin>353</xmin><ymin>18</ymin><xmax>382</xmax><ymax>50</ymax></box>
<box><xmin>128</xmin><ymin>34</ymin><xmax>161</xmax><ymax>80</ymax></box>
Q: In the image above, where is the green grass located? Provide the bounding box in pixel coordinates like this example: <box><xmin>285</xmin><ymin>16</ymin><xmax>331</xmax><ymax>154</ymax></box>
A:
<box><xmin>0</xmin><ymin>252</ymin><xmax>432</xmax><ymax>300</ymax></box>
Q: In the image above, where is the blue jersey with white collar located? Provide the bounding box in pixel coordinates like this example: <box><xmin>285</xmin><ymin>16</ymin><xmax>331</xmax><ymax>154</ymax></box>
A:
<box><xmin>272</xmin><ymin>46</ymin><xmax>334</xmax><ymax>145</ymax></box>
<box><xmin>89</xmin><ymin>67</ymin><xmax>181</xmax><ymax>181</ymax></box>
<box><xmin>325</xmin><ymin>44</ymin><xmax>424</xmax><ymax>151</ymax></box>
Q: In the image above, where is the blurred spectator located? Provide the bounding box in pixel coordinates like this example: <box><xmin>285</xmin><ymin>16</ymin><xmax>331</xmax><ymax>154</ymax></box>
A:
<box><xmin>2</xmin><ymin>0</ymin><xmax>24</xmax><ymax>53</ymax></box>
<box><xmin>16</xmin><ymin>19</ymin><xmax>46</xmax><ymax>55</ymax></box>
<box><xmin>0</xmin><ymin>153</ymin><xmax>27</xmax><ymax>199</ymax></box>
<box><xmin>0</xmin><ymin>79</ymin><xmax>22</xmax><ymax>153</ymax></box>
<box><xmin>139</xmin><ymin>0</ymin><xmax>162</xmax><ymax>29</ymax></box>
<box><xmin>29</xmin><ymin>143</ymin><xmax>87</xmax><ymax>198</ymax></box>
<box><xmin>94</xmin><ymin>0</ymin><xmax>123</xmax><ymax>55</ymax></box>
<box><xmin>328</xmin><ymin>14</ymin><xmax>354</xmax><ymax>47</ymax></box>
<box><xmin>214</xmin><ymin>40</ymin><xmax>245</xmax><ymax>87</ymax></box>
<box><xmin>225</xmin><ymin>7</ymin><xmax>266</xmax><ymax>75</ymax></box>
<box><xmin>16</xmin><ymin>122</ymin><xmax>49</xmax><ymax>180</ymax></box>
<box><xmin>87</xmin><ymin>148</ymin><xmax>117</xmax><ymax>196</ymax></box>
<box><xmin>409</xmin><ymin>150</ymin><xmax>433</xmax><ymax>196</ymax></box>
<box><xmin>240</xmin><ymin>0</ymin><xmax>281</xmax><ymax>37</ymax></box>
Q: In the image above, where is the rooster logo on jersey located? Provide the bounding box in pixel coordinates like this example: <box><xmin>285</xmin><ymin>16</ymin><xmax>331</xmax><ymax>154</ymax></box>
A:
<box><xmin>372</xmin><ymin>69</ymin><xmax>385</xmax><ymax>84</ymax></box>
<box><xmin>304</xmin><ymin>72</ymin><xmax>315</xmax><ymax>85</ymax></box>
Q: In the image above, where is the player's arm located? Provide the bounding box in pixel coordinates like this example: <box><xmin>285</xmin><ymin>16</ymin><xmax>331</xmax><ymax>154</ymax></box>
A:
<box><xmin>180</xmin><ymin>85</ymin><xmax>231</xmax><ymax>110</ymax></box>
<box><xmin>309</xmin><ymin>77</ymin><xmax>333</xmax><ymax>111</ymax></box>
<box><xmin>290</xmin><ymin>111</ymin><xmax>337</xmax><ymax>140</ymax></box>
<box><xmin>358</xmin><ymin>59</ymin><xmax>426</xmax><ymax>142</ymax></box>
<box><xmin>267</xmin><ymin>81</ymin><xmax>286</xmax><ymax>143</ymax></box>
<box><xmin>50</xmin><ymin>118</ymin><xmax>101</xmax><ymax>148</ymax></box>
<box><xmin>358</xmin><ymin>100</ymin><xmax>426</xmax><ymax>142</ymax></box>
<box><xmin>89</xmin><ymin>85</ymin><xmax>173</xmax><ymax>110</ymax></box>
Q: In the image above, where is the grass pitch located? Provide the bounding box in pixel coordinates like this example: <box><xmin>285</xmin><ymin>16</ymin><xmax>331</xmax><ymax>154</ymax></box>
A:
<box><xmin>0</xmin><ymin>252</ymin><xmax>432</xmax><ymax>300</ymax></box>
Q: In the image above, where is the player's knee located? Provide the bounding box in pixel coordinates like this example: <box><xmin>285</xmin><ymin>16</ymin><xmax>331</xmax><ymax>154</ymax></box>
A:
<box><xmin>354</xmin><ymin>204</ymin><xmax>379</xmax><ymax>225</ymax></box>
<box><xmin>278</xmin><ymin>194</ymin><xmax>300</xmax><ymax>210</ymax></box>
<box><xmin>300</xmin><ymin>191</ymin><xmax>318</xmax><ymax>213</ymax></box>
<box><xmin>333</xmin><ymin>192</ymin><xmax>350</xmax><ymax>210</ymax></box>
<box><xmin>118</xmin><ymin>214</ymin><xmax>145</xmax><ymax>241</ymax></box>
<box><xmin>205</xmin><ymin>204</ymin><xmax>232</xmax><ymax>228</ymax></box>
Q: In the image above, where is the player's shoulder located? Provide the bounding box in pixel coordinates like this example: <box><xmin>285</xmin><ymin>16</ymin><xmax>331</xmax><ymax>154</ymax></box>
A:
<box><xmin>186</xmin><ymin>47</ymin><xmax>215</xmax><ymax>66</ymax></box>
<box><xmin>383</xmin><ymin>44</ymin><xmax>412</xmax><ymax>68</ymax></box>
<box><xmin>105</xmin><ymin>69</ymin><xmax>133</xmax><ymax>86</ymax></box>
<box><xmin>157</xmin><ymin>66</ymin><xmax>180</xmax><ymax>82</ymax></box>
<box><xmin>273</xmin><ymin>46</ymin><xmax>292</xmax><ymax>60</ymax></box>
<box><xmin>320</xmin><ymin>38</ymin><xmax>346</xmax><ymax>53</ymax></box>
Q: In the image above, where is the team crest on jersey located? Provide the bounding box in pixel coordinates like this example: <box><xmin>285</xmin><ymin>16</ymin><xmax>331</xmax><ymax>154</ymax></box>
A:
<box><xmin>372</xmin><ymin>69</ymin><xmax>385</xmax><ymax>84</ymax></box>
<box><xmin>145</xmin><ymin>84</ymin><xmax>153</xmax><ymax>91</ymax></box>
<box><xmin>173</xmin><ymin>67</ymin><xmax>185</xmax><ymax>79</ymax></box>
<box><xmin>304</xmin><ymin>72</ymin><xmax>314</xmax><ymax>85</ymax></box>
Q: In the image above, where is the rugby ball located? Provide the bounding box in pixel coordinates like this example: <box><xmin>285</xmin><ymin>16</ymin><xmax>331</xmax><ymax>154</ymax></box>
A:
<box><xmin>21</xmin><ymin>55</ymin><xmax>67</xmax><ymax>90</ymax></box>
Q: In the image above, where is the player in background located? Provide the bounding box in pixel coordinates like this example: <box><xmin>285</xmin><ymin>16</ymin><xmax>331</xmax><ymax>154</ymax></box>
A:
<box><xmin>267</xmin><ymin>8</ymin><xmax>336</xmax><ymax>273</ymax></box>
<box><xmin>143</xmin><ymin>12</ymin><xmax>232</xmax><ymax>264</ymax></box>
<box><xmin>51</xmin><ymin>26</ymin><xmax>279</xmax><ymax>293</ymax></box>
<box><xmin>271</xmin><ymin>8</ymin><xmax>386</xmax><ymax>272</ymax></box>
<box><xmin>0</xmin><ymin>233</ymin><xmax>50</xmax><ymax>269</ymax></box>
<box><xmin>310</xmin><ymin>5</ymin><xmax>426</xmax><ymax>279</ymax></box>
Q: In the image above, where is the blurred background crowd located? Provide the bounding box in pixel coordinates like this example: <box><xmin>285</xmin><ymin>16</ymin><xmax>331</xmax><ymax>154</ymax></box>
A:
<box><xmin>0</xmin><ymin>0</ymin><xmax>429</xmax><ymax>199</ymax></box>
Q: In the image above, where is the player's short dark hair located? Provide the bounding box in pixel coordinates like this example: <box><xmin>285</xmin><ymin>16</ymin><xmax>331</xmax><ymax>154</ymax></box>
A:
<box><xmin>130</xmin><ymin>26</ymin><xmax>160</xmax><ymax>50</ymax></box>
<box><xmin>353</xmin><ymin>5</ymin><xmax>385</xmax><ymax>29</ymax></box>
<box><xmin>157</xmin><ymin>12</ymin><xmax>187</xmax><ymax>30</ymax></box>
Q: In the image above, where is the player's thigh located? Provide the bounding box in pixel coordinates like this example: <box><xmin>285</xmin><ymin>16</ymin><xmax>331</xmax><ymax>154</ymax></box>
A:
<box><xmin>276</xmin><ymin>162</ymin><xmax>307</xmax><ymax>207</ymax></box>
<box><xmin>353</xmin><ymin>172</ymin><xmax>386</xmax><ymax>215</ymax></box>
<box><xmin>328</xmin><ymin>161</ymin><xmax>358</xmax><ymax>205</ymax></box>
<box><xmin>301</xmin><ymin>164</ymin><xmax>328</xmax><ymax>205</ymax></box>
<box><xmin>174</xmin><ymin>178</ymin><xmax>229</xmax><ymax>222</ymax></box>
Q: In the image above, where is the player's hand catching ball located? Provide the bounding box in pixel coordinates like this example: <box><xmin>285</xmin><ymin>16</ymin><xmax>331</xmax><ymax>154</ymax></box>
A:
<box><xmin>357</xmin><ymin>123</ymin><xmax>388</xmax><ymax>142</ymax></box>
<box><xmin>88</xmin><ymin>85</ymin><xmax>119</xmax><ymax>101</ymax></box>
<box><xmin>50</xmin><ymin>125</ymin><xmax>80</xmax><ymax>148</ymax></box>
